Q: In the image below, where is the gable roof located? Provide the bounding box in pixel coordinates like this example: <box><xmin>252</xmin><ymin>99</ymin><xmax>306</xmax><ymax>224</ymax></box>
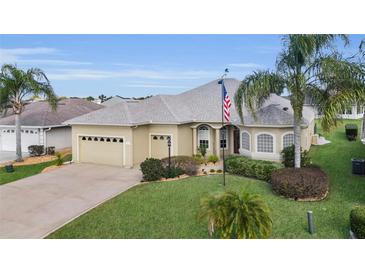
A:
<box><xmin>65</xmin><ymin>78</ymin><xmax>315</xmax><ymax>127</ymax></box>
<box><xmin>0</xmin><ymin>98</ymin><xmax>103</xmax><ymax>127</ymax></box>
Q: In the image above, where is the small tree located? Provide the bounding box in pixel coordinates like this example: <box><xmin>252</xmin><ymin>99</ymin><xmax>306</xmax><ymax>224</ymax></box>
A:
<box><xmin>200</xmin><ymin>191</ymin><xmax>272</xmax><ymax>239</ymax></box>
<box><xmin>0</xmin><ymin>64</ymin><xmax>57</xmax><ymax>162</ymax></box>
<box><xmin>86</xmin><ymin>96</ymin><xmax>95</xmax><ymax>101</ymax></box>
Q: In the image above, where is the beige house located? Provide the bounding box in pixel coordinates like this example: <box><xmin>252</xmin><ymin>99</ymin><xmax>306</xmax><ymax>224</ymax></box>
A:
<box><xmin>65</xmin><ymin>79</ymin><xmax>315</xmax><ymax>168</ymax></box>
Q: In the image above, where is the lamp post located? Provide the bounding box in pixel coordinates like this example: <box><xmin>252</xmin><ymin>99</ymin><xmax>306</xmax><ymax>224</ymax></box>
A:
<box><xmin>167</xmin><ymin>136</ymin><xmax>171</xmax><ymax>170</ymax></box>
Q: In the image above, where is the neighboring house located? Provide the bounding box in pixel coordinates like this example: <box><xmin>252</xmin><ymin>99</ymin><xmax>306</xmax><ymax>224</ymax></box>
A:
<box><xmin>102</xmin><ymin>96</ymin><xmax>140</xmax><ymax>107</ymax></box>
<box><xmin>300</xmin><ymin>95</ymin><xmax>365</xmax><ymax>119</ymax></box>
<box><xmin>0</xmin><ymin>98</ymin><xmax>103</xmax><ymax>152</ymax></box>
<box><xmin>65</xmin><ymin>78</ymin><xmax>315</xmax><ymax>168</ymax></box>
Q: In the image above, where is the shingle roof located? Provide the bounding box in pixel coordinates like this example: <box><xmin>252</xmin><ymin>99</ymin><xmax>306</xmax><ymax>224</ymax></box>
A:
<box><xmin>65</xmin><ymin>78</ymin><xmax>315</xmax><ymax>127</ymax></box>
<box><xmin>0</xmin><ymin>98</ymin><xmax>103</xmax><ymax>127</ymax></box>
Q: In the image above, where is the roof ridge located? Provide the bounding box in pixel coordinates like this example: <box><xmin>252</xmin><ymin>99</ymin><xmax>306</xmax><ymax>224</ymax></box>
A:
<box><xmin>159</xmin><ymin>95</ymin><xmax>180</xmax><ymax>122</ymax></box>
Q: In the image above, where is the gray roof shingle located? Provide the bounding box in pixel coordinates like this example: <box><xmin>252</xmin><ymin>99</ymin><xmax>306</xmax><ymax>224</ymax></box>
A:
<box><xmin>0</xmin><ymin>98</ymin><xmax>104</xmax><ymax>127</ymax></box>
<box><xmin>65</xmin><ymin>78</ymin><xmax>315</xmax><ymax>127</ymax></box>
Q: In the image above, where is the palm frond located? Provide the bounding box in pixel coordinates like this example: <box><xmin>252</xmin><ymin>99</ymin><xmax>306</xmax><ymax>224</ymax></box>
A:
<box><xmin>234</xmin><ymin>71</ymin><xmax>285</xmax><ymax>123</ymax></box>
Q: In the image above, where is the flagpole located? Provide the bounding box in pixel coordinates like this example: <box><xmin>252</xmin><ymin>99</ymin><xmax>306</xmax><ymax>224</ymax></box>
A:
<box><xmin>220</xmin><ymin>68</ymin><xmax>229</xmax><ymax>187</ymax></box>
<box><xmin>221</xmin><ymin>78</ymin><xmax>226</xmax><ymax>187</ymax></box>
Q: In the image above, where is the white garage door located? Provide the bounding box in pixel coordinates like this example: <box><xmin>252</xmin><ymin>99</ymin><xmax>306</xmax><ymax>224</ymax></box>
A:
<box><xmin>78</xmin><ymin>135</ymin><xmax>124</xmax><ymax>167</ymax></box>
<box><xmin>0</xmin><ymin>128</ymin><xmax>39</xmax><ymax>152</ymax></box>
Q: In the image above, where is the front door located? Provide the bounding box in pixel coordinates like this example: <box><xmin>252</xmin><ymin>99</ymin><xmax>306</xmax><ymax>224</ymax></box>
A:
<box><xmin>233</xmin><ymin>128</ymin><xmax>240</xmax><ymax>154</ymax></box>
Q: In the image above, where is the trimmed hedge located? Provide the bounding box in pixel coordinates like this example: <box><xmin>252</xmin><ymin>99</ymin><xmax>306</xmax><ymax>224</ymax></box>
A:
<box><xmin>350</xmin><ymin>206</ymin><xmax>365</xmax><ymax>239</ymax></box>
<box><xmin>207</xmin><ymin>154</ymin><xmax>219</xmax><ymax>164</ymax></box>
<box><xmin>161</xmin><ymin>156</ymin><xmax>199</xmax><ymax>176</ymax></box>
<box><xmin>271</xmin><ymin>167</ymin><xmax>329</xmax><ymax>200</ymax></box>
<box><xmin>225</xmin><ymin>155</ymin><xmax>283</xmax><ymax>182</ymax></box>
<box><xmin>140</xmin><ymin>158</ymin><xmax>165</xmax><ymax>181</ymax></box>
<box><xmin>28</xmin><ymin>145</ymin><xmax>44</xmax><ymax>157</ymax></box>
<box><xmin>345</xmin><ymin>124</ymin><xmax>358</xmax><ymax>141</ymax></box>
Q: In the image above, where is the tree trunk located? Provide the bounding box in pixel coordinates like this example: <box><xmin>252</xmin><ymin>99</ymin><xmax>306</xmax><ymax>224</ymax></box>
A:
<box><xmin>293</xmin><ymin>113</ymin><xmax>301</xmax><ymax>168</ymax></box>
<box><xmin>15</xmin><ymin>113</ymin><xmax>23</xmax><ymax>162</ymax></box>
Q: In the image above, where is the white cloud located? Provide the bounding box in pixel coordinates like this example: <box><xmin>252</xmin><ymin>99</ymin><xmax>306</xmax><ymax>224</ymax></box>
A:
<box><xmin>47</xmin><ymin>68</ymin><xmax>220</xmax><ymax>80</ymax></box>
<box><xmin>17</xmin><ymin>59</ymin><xmax>92</xmax><ymax>65</ymax></box>
<box><xmin>228</xmin><ymin>63</ymin><xmax>262</xmax><ymax>68</ymax></box>
<box><xmin>0</xmin><ymin>47</ymin><xmax>91</xmax><ymax>66</ymax></box>
<box><xmin>0</xmin><ymin>47</ymin><xmax>57</xmax><ymax>63</ymax></box>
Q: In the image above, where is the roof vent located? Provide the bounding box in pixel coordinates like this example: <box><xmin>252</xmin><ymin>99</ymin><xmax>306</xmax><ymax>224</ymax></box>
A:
<box><xmin>283</xmin><ymin>107</ymin><xmax>289</xmax><ymax>111</ymax></box>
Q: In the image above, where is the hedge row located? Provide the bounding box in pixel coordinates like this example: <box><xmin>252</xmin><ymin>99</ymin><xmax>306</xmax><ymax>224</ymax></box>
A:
<box><xmin>225</xmin><ymin>155</ymin><xmax>283</xmax><ymax>182</ymax></box>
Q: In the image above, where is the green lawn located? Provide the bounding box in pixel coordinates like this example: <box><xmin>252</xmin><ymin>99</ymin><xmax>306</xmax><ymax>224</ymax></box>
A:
<box><xmin>0</xmin><ymin>154</ymin><xmax>72</xmax><ymax>186</ymax></box>
<box><xmin>48</xmin><ymin>120</ymin><xmax>365</xmax><ymax>239</ymax></box>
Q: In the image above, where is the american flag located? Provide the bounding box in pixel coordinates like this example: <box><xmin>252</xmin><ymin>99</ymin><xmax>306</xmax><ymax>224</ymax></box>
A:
<box><xmin>222</xmin><ymin>82</ymin><xmax>232</xmax><ymax>122</ymax></box>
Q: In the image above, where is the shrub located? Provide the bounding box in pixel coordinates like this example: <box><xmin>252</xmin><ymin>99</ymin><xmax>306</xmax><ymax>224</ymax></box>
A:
<box><xmin>345</xmin><ymin>124</ymin><xmax>358</xmax><ymax>141</ymax></box>
<box><xmin>225</xmin><ymin>155</ymin><xmax>283</xmax><ymax>182</ymax></box>
<box><xmin>55</xmin><ymin>152</ymin><xmax>63</xmax><ymax>166</ymax></box>
<box><xmin>271</xmin><ymin>167</ymin><xmax>329</xmax><ymax>200</ymax></box>
<box><xmin>216</xmin><ymin>169</ymin><xmax>222</xmax><ymax>173</ymax></box>
<box><xmin>208</xmin><ymin>154</ymin><xmax>219</xmax><ymax>164</ymax></box>
<box><xmin>198</xmin><ymin>144</ymin><xmax>207</xmax><ymax>158</ymax></box>
<box><xmin>193</xmin><ymin>154</ymin><xmax>204</xmax><ymax>165</ymax></box>
<box><xmin>164</xmin><ymin>166</ymin><xmax>184</xmax><ymax>179</ymax></box>
<box><xmin>28</xmin><ymin>145</ymin><xmax>44</xmax><ymax>157</ymax></box>
<box><xmin>200</xmin><ymin>191</ymin><xmax>272</xmax><ymax>239</ymax></box>
<box><xmin>46</xmin><ymin>146</ymin><xmax>55</xmax><ymax>155</ymax></box>
<box><xmin>350</xmin><ymin>206</ymin><xmax>365</xmax><ymax>239</ymax></box>
<box><xmin>161</xmin><ymin>156</ymin><xmax>198</xmax><ymax>176</ymax></box>
<box><xmin>209</xmin><ymin>169</ymin><xmax>215</xmax><ymax>173</ymax></box>
<box><xmin>281</xmin><ymin>145</ymin><xmax>311</xmax><ymax>167</ymax></box>
<box><xmin>140</xmin><ymin>158</ymin><xmax>165</xmax><ymax>181</ymax></box>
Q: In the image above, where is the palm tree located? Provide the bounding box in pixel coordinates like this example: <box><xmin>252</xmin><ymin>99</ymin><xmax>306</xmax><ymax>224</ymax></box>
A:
<box><xmin>200</xmin><ymin>191</ymin><xmax>272</xmax><ymax>239</ymax></box>
<box><xmin>98</xmin><ymin>94</ymin><xmax>107</xmax><ymax>103</ymax></box>
<box><xmin>0</xmin><ymin>64</ymin><xmax>57</xmax><ymax>162</ymax></box>
<box><xmin>235</xmin><ymin>35</ymin><xmax>365</xmax><ymax>168</ymax></box>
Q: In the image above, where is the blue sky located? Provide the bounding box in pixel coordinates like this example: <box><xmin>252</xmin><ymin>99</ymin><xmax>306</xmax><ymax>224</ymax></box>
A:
<box><xmin>0</xmin><ymin>35</ymin><xmax>363</xmax><ymax>98</ymax></box>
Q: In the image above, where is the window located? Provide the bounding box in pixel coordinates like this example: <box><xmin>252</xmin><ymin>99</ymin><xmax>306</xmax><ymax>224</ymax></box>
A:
<box><xmin>198</xmin><ymin>126</ymin><xmax>209</xmax><ymax>149</ymax></box>
<box><xmin>220</xmin><ymin>128</ymin><xmax>227</xmax><ymax>148</ymax></box>
<box><xmin>283</xmin><ymin>133</ymin><xmax>294</xmax><ymax>149</ymax></box>
<box><xmin>257</xmin><ymin>134</ymin><xmax>274</xmax><ymax>153</ymax></box>
<box><xmin>242</xmin><ymin>132</ymin><xmax>250</xmax><ymax>151</ymax></box>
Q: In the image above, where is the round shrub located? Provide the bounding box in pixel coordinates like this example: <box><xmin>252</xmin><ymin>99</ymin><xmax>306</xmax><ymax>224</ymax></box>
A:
<box><xmin>161</xmin><ymin>156</ymin><xmax>198</xmax><ymax>176</ymax></box>
<box><xmin>140</xmin><ymin>158</ymin><xmax>165</xmax><ymax>181</ymax></box>
<box><xmin>271</xmin><ymin>167</ymin><xmax>329</xmax><ymax>200</ymax></box>
<box><xmin>207</xmin><ymin>154</ymin><xmax>219</xmax><ymax>164</ymax></box>
<box><xmin>281</xmin><ymin>145</ymin><xmax>311</xmax><ymax>167</ymax></box>
<box><xmin>350</xmin><ymin>206</ymin><xmax>365</xmax><ymax>239</ymax></box>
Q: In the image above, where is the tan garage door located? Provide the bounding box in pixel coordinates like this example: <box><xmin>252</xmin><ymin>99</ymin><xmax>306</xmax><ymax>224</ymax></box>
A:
<box><xmin>151</xmin><ymin>134</ymin><xmax>171</xmax><ymax>159</ymax></box>
<box><xmin>79</xmin><ymin>136</ymin><xmax>124</xmax><ymax>167</ymax></box>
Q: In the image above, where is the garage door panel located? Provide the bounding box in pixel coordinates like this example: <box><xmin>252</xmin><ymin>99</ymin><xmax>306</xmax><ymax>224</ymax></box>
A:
<box><xmin>1</xmin><ymin>129</ymin><xmax>39</xmax><ymax>152</ymax></box>
<box><xmin>79</xmin><ymin>136</ymin><xmax>124</xmax><ymax>167</ymax></box>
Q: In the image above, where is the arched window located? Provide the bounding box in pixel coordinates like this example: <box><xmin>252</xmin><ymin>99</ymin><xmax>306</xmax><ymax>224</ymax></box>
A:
<box><xmin>242</xmin><ymin>131</ymin><xmax>250</xmax><ymax>151</ymax></box>
<box><xmin>283</xmin><ymin>133</ymin><xmax>294</xmax><ymax>149</ymax></box>
<box><xmin>198</xmin><ymin>125</ymin><xmax>210</xmax><ymax>149</ymax></box>
<box><xmin>257</xmin><ymin>134</ymin><xmax>274</xmax><ymax>153</ymax></box>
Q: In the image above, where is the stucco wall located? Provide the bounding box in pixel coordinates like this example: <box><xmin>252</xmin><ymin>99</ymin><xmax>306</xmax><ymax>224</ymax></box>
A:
<box><xmin>71</xmin><ymin>125</ymin><xmax>133</xmax><ymax>167</ymax></box>
<box><xmin>177</xmin><ymin>124</ymin><xmax>193</xmax><ymax>156</ymax></box>
<box><xmin>46</xmin><ymin>126</ymin><xmax>71</xmax><ymax>149</ymax></box>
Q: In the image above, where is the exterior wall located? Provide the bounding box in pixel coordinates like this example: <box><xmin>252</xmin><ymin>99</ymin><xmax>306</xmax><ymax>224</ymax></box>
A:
<box><xmin>238</xmin><ymin>124</ymin><xmax>314</xmax><ymax>162</ymax></box>
<box><xmin>45</xmin><ymin>126</ymin><xmax>71</xmax><ymax>149</ymax></box>
<box><xmin>71</xmin><ymin>125</ymin><xmax>133</xmax><ymax>167</ymax></box>
<box><xmin>177</xmin><ymin>124</ymin><xmax>193</xmax><ymax>156</ymax></box>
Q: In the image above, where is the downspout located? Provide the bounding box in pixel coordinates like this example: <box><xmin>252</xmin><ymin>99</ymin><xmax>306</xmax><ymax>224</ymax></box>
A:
<box><xmin>43</xmin><ymin>127</ymin><xmax>52</xmax><ymax>155</ymax></box>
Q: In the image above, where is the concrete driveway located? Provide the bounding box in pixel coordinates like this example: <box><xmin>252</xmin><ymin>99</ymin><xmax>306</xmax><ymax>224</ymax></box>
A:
<box><xmin>0</xmin><ymin>163</ymin><xmax>142</xmax><ymax>239</ymax></box>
